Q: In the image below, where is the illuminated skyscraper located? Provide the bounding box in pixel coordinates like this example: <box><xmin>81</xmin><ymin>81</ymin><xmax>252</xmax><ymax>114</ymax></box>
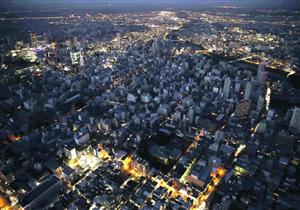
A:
<box><xmin>214</xmin><ymin>130</ymin><xmax>224</xmax><ymax>144</ymax></box>
<box><xmin>116</xmin><ymin>33</ymin><xmax>122</xmax><ymax>49</ymax></box>
<box><xmin>43</xmin><ymin>32</ymin><xmax>49</xmax><ymax>44</ymax></box>
<box><xmin>188</xmin><ymin>107</ymin><xmax>195</xmax><ymax>124</ymax></box>
<box><xmin>79</xmin><ymin>50</ymin><xmax>85</xmax><ymax>82</ymax></box>
<box><xmin>257</xmin><ymin>62</ymin><xmax>268</xmax><ymax>84</ymax></box>
<box><xmin>256</xmin><ymin>95</ymin><xmax>265</xmax><ymax>112</ymax></box>
<box><xmin>70</xmin><ymin>51</ymin><xmax>80</xmax><ymax>64</ymax></box>
<box><xmin>79</xmin><ymin>52</ymin><xmax>85</xmax><ymax>67</ymax></box>
<box><xmin>223</xmin><ymin>78</ymin><xmax>231</xmax><ymax>99</ymax></box>
<box><xmin>30</xmin><ymin>32</ymin><xmax>38</xmax><ymax>46</ymax></box>
<box><xmin>244</xmin><ymin>81</ymin><xmax>252</xmax><ymax>100</ymax></box>
<box><xmin>289</xmin><ymin>107</ymin><xmax>300</xmax><ymax>132</ymax></box>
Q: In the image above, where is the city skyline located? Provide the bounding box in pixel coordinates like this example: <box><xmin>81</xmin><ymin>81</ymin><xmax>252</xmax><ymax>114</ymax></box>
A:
<box><xmin>0</xmin><ymin>1</ymin><xmax>299</xmax><ymax>210</ymax></box>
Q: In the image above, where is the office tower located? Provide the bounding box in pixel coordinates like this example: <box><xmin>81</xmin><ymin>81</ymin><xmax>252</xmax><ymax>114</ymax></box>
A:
<box><xmin>174</xmin><ymin>110</ymin><xmax>181</xmax><ymax>121</ymax></box>
<box><xmin>234</xmin><ymin>82</ymin><xmax>241</xmax><ymax>93</ymax></box>
<box><xmin>256</xmin><ymin>95</ymin><xmax>265</xmax><ymax>112</ymax></box>
<box><xmin>30</xmin><ymin>32</ymin><xmax>38</xmax><ymax>46</ymax></box>
<box><xmin>214</xmin><ymin>130</ymin><xmax>224</xmax><ymax>144</ymax></box>
<box><xmin>74</xmin><ymin>130</ymin><xmax>90</xmax><ymax>145</ymax></box>
<box><xmin>244</xmin><ymin>81</ymin><xmax>252</xmax><ymax>100</ymax></box>
<box><xmin>116</xmin><ymin>33</ymin><xmax>122</xmax><ymax>49</ymax></box>
<box><xmin>257</xmin><ymin>62</ymin><xmax>268</xmax><ymax>84</ymax></box>
<box><xmin>80</xmin><ymin>56</ymin><xmax>85</xmax><ymax>79</ymax></box>
<box><xmin>223</xmin><ymin>78</ymin><xmax>231</xmax><ymax>99</ymax></box>
<box><xmin>188</xmin><ymin>107</ymin><xmax>195</xmax><ymax>124</ymax></box>
<box><xmin>79</xmin><ymin>52</ymin><xmax>85</xmax><ymax>67</ymax></box>
<box><xmin>43</xmin><ymin>32</ymin><xmax>49</xmax><ymax>44</ymax></box>
<box><xmin>289</xmin><ymin>107</ymin><xmax>300</xmax><ymax>132</ymax></box>
<box><xmin>152</xmin><ymin>38</ymin><xmax>160</xmax><ymax>55</ymax></box>
<box><xmin>70</xmin><ymin>51</ymin><xmax>80</xmax><ymax>64</ymax></box>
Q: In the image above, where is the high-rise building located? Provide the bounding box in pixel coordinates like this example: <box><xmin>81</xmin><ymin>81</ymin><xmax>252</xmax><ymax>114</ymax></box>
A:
<box><xmin>223</xmin><ymin>78</ymin><xmax>231</xmax><ymax>99</ymax></box>
<box><xmin>257</xmin><ymin>62</ymin><xmax>268</xmax><ymax>84</ymax></box>
<box><xmin>244</xmin><ymin>81</ymin><xmax>252</xmax><ymax>100</ymax></box>
<box><xmin>234</xmin><ymin>82</ymin><xmax>241</xmax><ymax>93</ymax></box>
<box><xmin>43</xmin><ymin>32</ymin><xmax>49</xmax><ymax>44</ymax></box>
<box><xmin>70</xmin><ymin>51</ymin><xmax>80</xmax><ymax>64</ymax></box>
<box><xmin>256</xmin><ymin>95</ymin><xmax>265</xmax><ymax>112</ymax></box>
<box><xmin>79</xmin><ymin>52</ymin><xmax>84</xmax><ymax>67</ymax></box>
<box><xmin>30</xmin><ymin>32</ymin><xmax>38</xmax><ymax>46</ymax></box>
<box><xmin>116</xmin><ymin>33</ymin><xmax>122</xmax><ymax>49</ymax></box>
<box><xmin>74</xmin><ymin>129</ymin><xmax>90</xmax><ymax>145</ymax></box>
<box><xmin>214</xmin><ymin>130</ymin><xmax>224</xmax><ymax>144</ymax></box>
<box><xmin>188</xmin><ymin>107</ymin><xmax>195</xmax><ymax>124</ymax></box>
<box><xmin>289</xmin><ymin>107</ymin><xmax>300</xmax><ymax>132</ymax></box>
<box><xmin>174</xmin><ymin>110</ymin><xmax>181</xmax><ymax>121</ymax></box>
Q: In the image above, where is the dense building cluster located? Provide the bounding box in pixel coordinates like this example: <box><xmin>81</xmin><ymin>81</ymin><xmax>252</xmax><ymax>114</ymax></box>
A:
<box><xmin>0</xmin><ymin>7</ymin><xmax>300</xmax><ymax>210</ymax></box>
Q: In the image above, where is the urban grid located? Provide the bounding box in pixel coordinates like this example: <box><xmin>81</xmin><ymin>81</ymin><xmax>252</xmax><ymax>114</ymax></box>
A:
<box><xmin>0</xmin><ymin>1</ymin><xmax>300</xmax><ymax>210</ymax></box>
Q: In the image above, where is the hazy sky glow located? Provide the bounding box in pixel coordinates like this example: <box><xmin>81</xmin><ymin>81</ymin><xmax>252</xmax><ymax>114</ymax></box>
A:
<box><xmin>1</xmin><ymin>0</ymin><xmax>299</xmax><ymax>13</ymax></box>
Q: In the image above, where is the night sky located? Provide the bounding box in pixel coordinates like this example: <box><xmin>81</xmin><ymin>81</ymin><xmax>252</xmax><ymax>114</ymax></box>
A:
<box><xmin>1</xmin><ymin>0</ymin><xmax>300</xmax><ymax>12</ymax></box>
